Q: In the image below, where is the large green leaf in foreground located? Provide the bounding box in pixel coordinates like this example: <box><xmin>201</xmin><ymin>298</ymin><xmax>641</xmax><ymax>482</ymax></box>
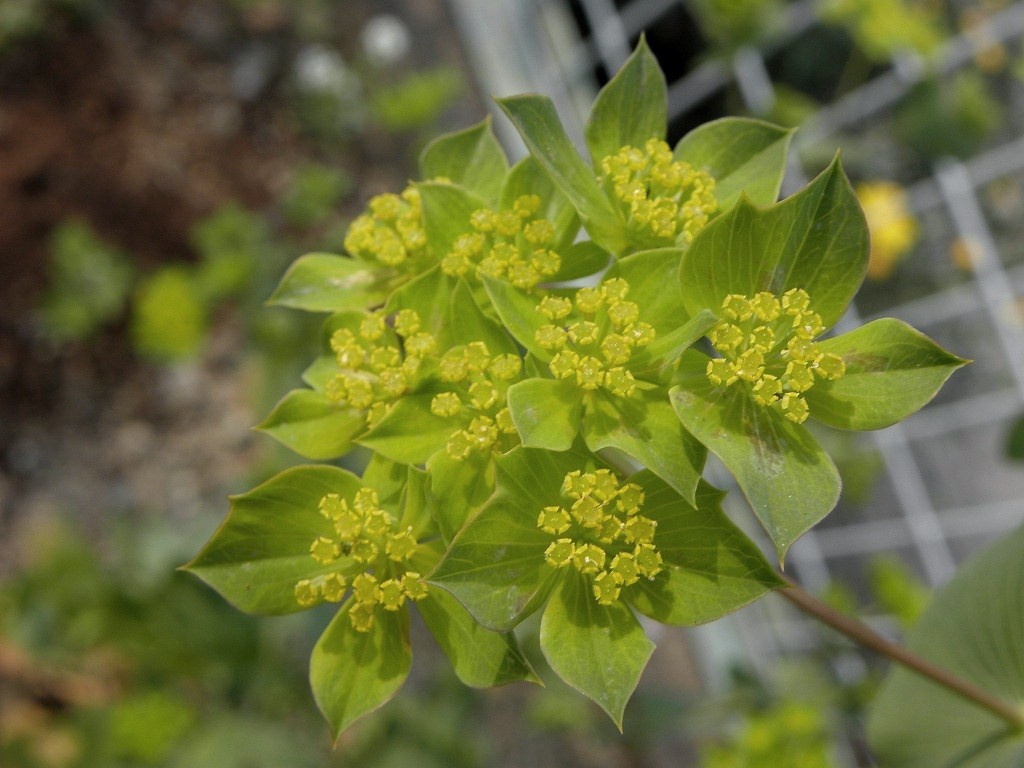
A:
<box><xmin>806</xmin><ymin>318</ymin><xmax>967</xmax><ymax>430</ymax></box>
<box><xmin>670</xmin><ymin>351</ymin><xmax>841</xmax><ymax>562</ymax></box>
<box><xmin>673</xmin><ymin>117</ymin><xmax>794</xmax><ymax>210</ymax></box>
<box><xmin>540</xmin><ymin>573</ymin><xmax>654</xmax><ymax>730</ymax></box>
<box><xmin>584</xmin><ymin>35</ymin><xmax>666</xmax><ymax>167</ymax></box>
<box><xmin>868</xmin><ymin>524</ymin><xmax>1024</xmax><ymax>767</ymax></box>
<box><xmin>418</xmin><ymin>117</ymin><xmax>508</xmax><ymax>205</ymax></box>
<box><xmin>679</xmin><ymin>156</ymin><xmax>868</xmax><ymax>331</ymax></box>
<box><xmin>310</xmin><ymin>603</ymin><xmax>411</xmax><ymax>740</ymax></box>
<box><xmin>184</xmin><ymin>466</ymin><xmax>362</xmax><ymax>615</ymax></box>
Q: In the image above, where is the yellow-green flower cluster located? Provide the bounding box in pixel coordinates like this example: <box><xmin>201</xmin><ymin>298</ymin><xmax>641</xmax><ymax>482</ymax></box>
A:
<box><xmin>539</xmin><ymin>469</ymin><xmax>663</xmax><ymax>606</ymax></box>
<box><xmin>326</xmin><ymin>309</ymin><xmax>436</xmax><ymax>428</ymax></box>
<box><xmin>534</xmin><ymin>278</ymin><xmax>654</xmax><ymax>398</ymax></box>
<box><xmin>295</xmin><ymin>488</ymin><xmax>428</xmax><ymax>633</ymax></box>
<box><xmin>705</xmin><ymin>289</ymin><xmax>847</xmax><ymax>424</ymax></box>
<box><xmin>600</xmin><ymin>139</ymin><xmax>717</xmax><ymax>246</ymax></box>
<box><xmin>431</xmin><ymin>341</ymin><xmax>523</xmax><ymax>460</ymax></box>
<box><xmin>440</xmin><ymin>194</ymin><xmax>562</xmax><ymax>288</ymax></box>
<box><xmin>344</xmin><ymin>185</ymin><xmax>428</xmax><ymax>270</ymax></box>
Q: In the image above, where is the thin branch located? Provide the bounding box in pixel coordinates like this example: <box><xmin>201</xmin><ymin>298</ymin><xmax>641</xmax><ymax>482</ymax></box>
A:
<box><xmin>778</xmin><ymin>576</ymin><xmax>1024</xmax><ymax>730</ymax></box>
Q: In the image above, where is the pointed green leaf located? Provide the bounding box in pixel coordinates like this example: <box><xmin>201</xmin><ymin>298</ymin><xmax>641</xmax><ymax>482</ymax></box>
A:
<box><xmin>507</xmin><ymin>377</ymin><xmax>584</xmax><ymax>451</ymax></box>
<box><xmin>582</xmin><ymin>386</ymin><xmax>706</xmax><ymax>505</ymax></box>
<box><xmin>679</xmin><ymin>157</ymin><xmax>868</xmax><ymax>330</ymax></box>
<box><xmin>363</xmin><ymin>454</ymin><xmax>409</xmax><ymax>510</ymax></box>
<box><xmin>500</xmin><ymin>156</ymin><xmax>580</xmax><ymax>251</ymax></box>
<box><xmin>540</xmin><ymin>572</ymin><xmax>654</xmax><ymax>729</ymax></box>
<box><xmin>302</xmin><ymin>354</ymin><xmax>337</xmax><ymax>391</ymax></box>
<box><xmin>419</xmin><ymin>117</ymin><xmax>508</xmax><ymax>204</ymax></box>
<box><xmin>385</xmin><ymin>264</ymin><xmax>453</xmax><ymax>341</ymax></box>
<box><xmin>429</xmin><ymin>446</ymin><xmax>598</xmax><ymax>630</ymax></box>
<box><xmin>183</xmin><ymin>466</ymin><xmax>362</xmax><ymax>614</ymax></box>
<box><xmin>604</xmin><ymin>248</ymin><xmax>686</xmax><ymax>331</ymax></box>
<box><xmin>497</xmin><ymin>94</ymin><xmax>627</xmax><ymax>254</ymax></box>
<box><xmin>674</xmin><ymin>118</ymin><xmax>795</xmax><ymax>209</ymax></box>
<box><xmin>603</xmin><ymin>249</ymin><xmax>717</xmax><ymax>379</ymax></box>
<box><xmin>482</xmin><ymin>276</ymin><xmax>549</xmax><ymax>359</ymax></box>
<box><xmin>256</xmin><ymin>389</ymin><xmax>363</xmax><ymax>459</ymax></box>
<box><xmin>446</xmin><ymin>279</ymin><xmax>520</xmax><ymax>353</ymax></box>
<box><xmin>670</xmin><ymin>351</ymin><xmax>841</xmax><ymax>562</ymax></box>
<box><xmin>426</xmin><ymin>450</ymin><xmax>496</xmax><ymax>543</ymax></box>
<box><xmin>268</xmin><ymin>254</ymin><xmax>387</xmax><ymax>312</ymax></box>
<box><xmin>554</xmin><ymin>241</ymin><xmax>612</xmax><ymax>282</ymax></box>
<box><xmin>397</xmin><ymin>466</ymin><xmax>434</xmax><ymax>537</ymax></box>
<box><xmin>805</xmin><ymin>319</ymin><xmax>968</xmax><ymax>430</ymax></box>
<box><xmin>585</xmin><ymin>36</ymin><xmax>667</xmax><ymax>167</ymax></box>
<box><xmin>868</xmin><ymin>524</ymin><xmax>1024</xmax><ymax>768</ymax></box>
<box><xmin>416</xmin><ymin>181</ymin><xmax>486</xmax><ymax>257</ymax></box>
<box><xmin>358</xmin><ymin>394</ymin><xmax>453</xmax><ymax>465</ymax></box>
<box><xmin>418</xmin><ymin>586</ymin><xmax>538</xmax><ymax>688</ymax></box>
<box><xmin>626</xmin><ymin>474</ymin><xmax>782</xmax><ymax>625</ymax></box>
<box><xmin>310</xmin><ymin>603</ymin><xmax>411</xmax><ymax>739</ymax></box>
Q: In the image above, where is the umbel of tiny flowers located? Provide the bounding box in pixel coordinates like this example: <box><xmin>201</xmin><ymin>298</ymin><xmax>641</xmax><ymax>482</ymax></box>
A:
<box><xmin>430</xmin><ymin>341</ymin><xmax>523</xmax><ymax>460</ymax></box>
<box><xmin>296</xmin><ymin>487</ymin><xmax>428</xmax><ymax>632</ymax></box>
<box><xmin>704</xmin><ymin>289</ymin><xmax>846</xmax><ymax>425</ymax></box>
<box><xmin>440</xmin><ymin>193</ymin><xmax>563</xmax><ymax>289</ymax></box>
<box><xmin>539</xmin><ymin>469</ymin><xmax>663</xmax><ymax>606</ymax></box>
<box><xmin>354</xmin><ymin>276</ymin><xmax>529</xmax><ymax>470</ymax></box>
<box><xmin>324</xmin><ymin>308</ymin><xmax>435</xmax><ymax>429</ymax></box>
<box><xmin>535</xmin><ymin>277</ymin><xmax>655</xmax><ymax>399</ymax></box>
<box><xmin>672</xmin><ymin>158</ymin><xmax>967</xmax><ymax>561</ymax></box>
<box><xmin>344</xmin><ymin>185</ymin><xmax>430</xmax><ymax>274</ymax></box>
<box><xmin>494</xmin><ymin>253</ymin><xmax>712</xmax><ymax>503</ymax></box>
<box><xmin>429</xmin><ymin>446</ymin><xmax>782</xmax><ymax>727</ymax></box>
<box><xmin>599</xmin><ymin>138</ymin><xmax>718</xmax><ymax>249</ymax></box>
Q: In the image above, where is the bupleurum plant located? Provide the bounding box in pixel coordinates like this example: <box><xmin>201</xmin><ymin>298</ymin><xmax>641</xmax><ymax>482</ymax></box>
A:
<box><xmin>186</xmin><ymin>40</ymin><xmax>1006</xmax><ymax>763</ymax></box>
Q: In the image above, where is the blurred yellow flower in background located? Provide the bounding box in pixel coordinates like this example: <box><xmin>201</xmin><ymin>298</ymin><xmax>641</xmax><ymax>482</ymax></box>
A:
<box><xmin>857</xmin><ymin>181</ymin><xmax>920</xmax><ymax>280</ymax></box>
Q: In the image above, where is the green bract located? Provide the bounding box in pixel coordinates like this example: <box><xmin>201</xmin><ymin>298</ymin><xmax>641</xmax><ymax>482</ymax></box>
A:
<box><xmin>430</xmin><ymin>447</ymin><xmax>781</xmax><ymax>727</ymax></box>
<box><xmin>187</xmin><ymin>38</ymin><xmax>964</xmax><ymax>737</ymax></box>
<box><xmin>671</xmin><ymin>160</ymin><xmax>965</xmax><ymax>560</ymax></box>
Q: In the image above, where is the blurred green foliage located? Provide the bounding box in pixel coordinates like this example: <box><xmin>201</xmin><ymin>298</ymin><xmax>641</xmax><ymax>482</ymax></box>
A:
<box><xmin>868</xmin><ymin>556</ymin><xmax>930</xmax><ymax>629</ymax></box>
<box><xmin>131</xmin><ymin>267</ymin><xmax>208</xmax><ymax>361</ymax></box>
<box><xmin>1006</xmin><ymin>414</ymin><xmax>1024</xmax><ymax>462</ymax></box>
<box><xmin>38</xmin><ymin>221</ymin><xmax>134</xmax><ymax>342</ymax></box>
<box><xmin>191</xmin><ymin>204</ymin><xmax>269</xmax><ymax>302</ymax></box>
<box><xmin>0</xmin><ymin>522</ymin><xmax>321</xmax><ymax>767</ymax></box>
<box><xmin>281</xmin><ymin>163</ymin><xmax>353</xmax><ymax>229</ymax></box>
<box><xmin>0</xmin><ymin>0</ymin><xmax>104</xmax><ymax>50</ymax></box>
<box><xmin>689</xmin><ymin>0</ymin><xmax>785</xmax><ymax>50</ymax></box>
<box><xmin>819</xmin><ymin>0</ymin><xmax>946</xmax><ymax>61</ymax></box>
<box><xmin>896</xmin><ymin>72</ymin><xmax>1003</xmax><ymax>160</ymax></box>
<box><xmin>701</xmin><ymin>701</ymin><xmax>836</xmax><ymax>768</ymax></box>
<box><xmin>370</xmin><ymin>68</ymin><xmax>462</xmax><ymax>134</ymax></box>
<box><xmin>0</xmin><ymin>521</ymin><xmax>515</xmax><ymax>768</ymax></box>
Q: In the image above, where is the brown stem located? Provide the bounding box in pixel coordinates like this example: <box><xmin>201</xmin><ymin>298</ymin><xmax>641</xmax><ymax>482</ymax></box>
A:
<box><xmin>778</xmin><ymin>576</ymin><xmax>1024</xmax><ymax>730</ymax></box>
